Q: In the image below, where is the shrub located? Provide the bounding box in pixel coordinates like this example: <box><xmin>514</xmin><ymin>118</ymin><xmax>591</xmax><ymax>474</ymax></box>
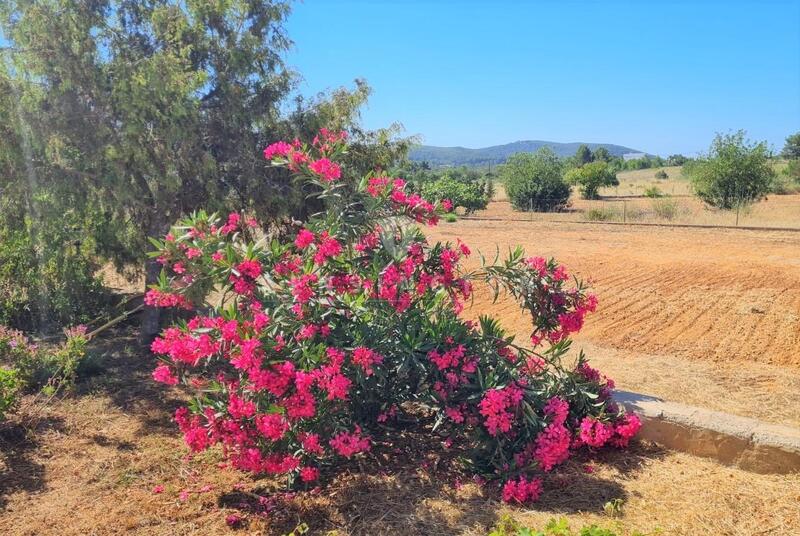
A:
<box><xmin>584</xmin><ymin>206</ymin><xmax>619</xmax><ymax>222</ymax></box>
<box><xmin>654</xmin><ymin>169</ymin><xmax>668</xmax><ymax>180</ymax></box>
<box><xmin>0</xmin><ymin>205</ymin><xmax>111</xmax><ymax>332</ymax></box>
<box><xmin>652</xmin><ymin>198</ymin><xmax>679</xmax><ymax>221</ymax></box>
<box><xmin>420</xmin><ymin>175</ymin><xmax>490</xmax><ymax>214</ymax></box>
<box><xmin>689</xmin><ymin>131</ymin><xmax>775</xmax><ymax>209</ymax></box>
<box><xmin>0</xmin><ymin>324</ymin><xmax>89</xmax><ymax>392</ymax></box>
<box><xmin>501</xmin><ymin>149</ymin><xmax>571</xmax><ymax>212</ymax></box>
<box><xmin>444</xmin><ymin>213</ymin><xmax>458</xmax><ymax>223</ymax></box>
<box><xmin>147</xmin><ymin>130</ymin><xmax>639</xmax><ymax>501</ymax></box>
<box><xmin>643</xmin><ymin>186</ymin><xmax>663</xmax><ymax>198</ymax></box>
<box><xmin>565</xmin><ymin>162</ymin><xmax>619</xmax><ymax>200</ymax></box>
<box><xmin>0</xmin><ymin>367</ymin><xmax>21</xmax><ymax>421</ymax></box>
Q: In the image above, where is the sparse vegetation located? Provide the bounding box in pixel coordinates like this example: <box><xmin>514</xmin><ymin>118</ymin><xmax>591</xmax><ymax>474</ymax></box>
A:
<box><xmin>654</xmin><ymin>169</ymin><xmax>668</xmax><ymax>180</ymax></box>
<box><xmin>585</xmin><ymin>206</ymin><xmax>620</xmax><ymax>221</ymax></box>
<box><xmin>652</xmin><ymin>198</ymin><xmax>680</xmax><ymax>220</ymax></box>
<box><xmin>644</xmin><ymin>186</ymin><xmax>664</xmax><ymax>198</ymax></box>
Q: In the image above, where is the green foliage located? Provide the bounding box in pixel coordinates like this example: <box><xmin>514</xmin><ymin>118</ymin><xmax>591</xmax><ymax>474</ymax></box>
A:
<box><xmin>420</xmin><ymin>175</ymin><xmax>491</xmax><ymax>214</ymax></box>
<box><xmin>622</xmin><ymin>155</ymin><xmax>665</xmax><ymax>170</ymax></box>
<box><xmin>575</xmin><ymin>144</ymin><xmax>593</xmax><ymax>166</ymax></box>
<box><xmin>654</xmin><ymin>169</ymin><xmax>668</xmax><ymax>180</ymax></box>
<box><xmin>487</xmin><ymin>515</ymin><xmax>653</xmax><ymax>536</ymax></box>
<box><xmin>444</xmin><ymin>213</ymin><xmax>459</xmax><ymax>223</ymax></box>
<box><xmin>689</xmin><ymin>131</ymin><xmax>775</xmax><ymax>209</ymax></box>
<box><xmin>652</xmin><ymin>198</ymin><xmax>679</xmax><ymax>220</ymax></box>
<box><xmin>0</xmin><ymin>325</ymin><xmax>89</xmax><ymax>393</ymax></box>
<box><xmin>781</xmin><ymin>132</ymin><xmax>800</xmax><ymax>159</ymax></box>
<box><xmin>0</xmin><ymin>367</ymin><xmax>21</xmax><ymax>421</ymax></box>
<box><xmin>0</xmin><ymin>2</ymin><xmax>407</xmax><ymax>337</ymax></box>
<box><xmin>592</xmin><ymin>147</ymin><xmax>611</xmax><ymax>163</ymax></box>
<box><xmin>666</xmin><ymin>154</ymin><xmax>688</xmax><ymax>166</ymax></box>
<box><xmin>501</xmin><ymin>149</ymin><xmax>571</xmax><ymax>212</ymax></box>
<box><xmin>565</xmin><ymin>162</ymin><xmax>619</xmax><ymax>199</ymax></box>
<box><xmin>643</xmin><ymin>186</ymin><xmax>663</xmax><ymax>198</ymax></box>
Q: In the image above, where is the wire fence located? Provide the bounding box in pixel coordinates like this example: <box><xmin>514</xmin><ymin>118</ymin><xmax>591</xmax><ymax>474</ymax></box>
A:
<box><xmin>461</xmin><ymin>195</ymin><xmax>800</xmax><ymax>231</ymax></box>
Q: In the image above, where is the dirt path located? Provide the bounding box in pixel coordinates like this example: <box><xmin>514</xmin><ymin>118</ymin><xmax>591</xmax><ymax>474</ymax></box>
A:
<box><xmin>427</xmin><ymin>219</ymin><xmax>800</xmax><ymax>426</ymax></box>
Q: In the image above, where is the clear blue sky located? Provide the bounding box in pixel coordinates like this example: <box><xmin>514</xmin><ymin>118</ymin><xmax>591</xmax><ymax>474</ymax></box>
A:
<box><xmin>286</xmin><ymin>0</ymin><xmax>800</xmax><ymax>156</ymax></box>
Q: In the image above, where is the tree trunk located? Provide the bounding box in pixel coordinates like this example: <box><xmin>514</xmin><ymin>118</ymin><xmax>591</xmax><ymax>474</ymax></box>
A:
<box><xmin>139</xmin><ymin>209</ymin><xmax>170</xmax><ymax>346</ymax></box>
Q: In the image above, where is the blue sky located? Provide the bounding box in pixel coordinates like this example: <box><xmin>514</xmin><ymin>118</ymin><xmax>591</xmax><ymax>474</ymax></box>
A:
<box><xmin>286</xmin><ymin>0</ymin><xmax>800</xmax><ymax>156</ymax></box>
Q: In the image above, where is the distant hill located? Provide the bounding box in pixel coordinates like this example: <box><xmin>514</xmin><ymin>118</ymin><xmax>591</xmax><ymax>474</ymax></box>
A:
<box><xmin>409</xmin><ymin>140</ymin><xmax>646</xmax><ymax>167</ymax></box>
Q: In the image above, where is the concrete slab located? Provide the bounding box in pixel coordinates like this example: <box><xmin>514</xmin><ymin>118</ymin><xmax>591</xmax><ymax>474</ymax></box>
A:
<box><xmin>614</xmin><ymin>390</ymin><xmax>800</xmax><ymax>474</ymax></box>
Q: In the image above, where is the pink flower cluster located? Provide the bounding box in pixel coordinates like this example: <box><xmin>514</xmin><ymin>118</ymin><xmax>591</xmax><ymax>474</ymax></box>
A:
<box><xmin>478</xmin><ymin>384</ymin><xmax>524</xmax><ymax>436</ymax></box>
<box><xmin>144</xmin><ymin>129</ymin><xmax>640</xmax><ymax>499</ymax></box>
<box><xmin>501</xmin><ymin>476</ymin><xmax>543</xmax><ymax>504</ymax></box>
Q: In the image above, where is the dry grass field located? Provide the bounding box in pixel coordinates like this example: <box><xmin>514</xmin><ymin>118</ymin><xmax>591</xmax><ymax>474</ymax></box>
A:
<box><xmin>486</xmin><ymin>167</ymin><xmax>800</xmax><ymax>229</ymax></box>
<box><xmin>429</xmin><ymin>218</ymin><xmax>800</xmax><ymax>426</ymax></box>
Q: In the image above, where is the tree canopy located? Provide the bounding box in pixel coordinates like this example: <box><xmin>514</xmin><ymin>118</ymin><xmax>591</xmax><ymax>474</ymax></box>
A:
<box><xmin>501</xmin><ymin>149</ymin><xmax>571</xmax><ymax>212</ymax></box>
<box><xmin>689</xmin><ymin>131</ymin><xmax>775</xmax><ymax>209</ymax></box>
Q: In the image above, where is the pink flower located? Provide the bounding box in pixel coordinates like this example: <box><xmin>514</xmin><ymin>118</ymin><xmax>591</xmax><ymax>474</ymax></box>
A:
<box><xmin>501</xmin><ymin>476</ymin><xmax>543</xmax><ymax>504</ymax></box>
<box><xmin>263</xmin><ymin>140</ymin><xmax>293</xmax><ymax>160</ymax></box>
<box><xmin>152</xmin><ymin>364</ymin><xmax>178</xmax><ymax>385</ymax></box>
<box><xmin>351</xmin><ymin>346</ymin><xmax>383</xmax><ymax>376</ymax></box>
<box><xmin>308</xmin><ymin>158</ymin><xmax>342</xmax><ymax>182</ymax></box>
<box><xmin>152</xmin><ymin>485</ymin><xmax>165</xmax><ymax>494</ymax></box>
<box><xmin>295</xmin><ymin>228</ymin><xmax>315</xmax><ymax>249</ymax></box>
<box><xmin>300</xmin><ymin>466</ymin><xmax>320</xmax><ymax>482</ymax></box>
<box><xmin>329</xmin><ymin>427</ymin><xmax>371</xmax><ymax>458</ymax></box>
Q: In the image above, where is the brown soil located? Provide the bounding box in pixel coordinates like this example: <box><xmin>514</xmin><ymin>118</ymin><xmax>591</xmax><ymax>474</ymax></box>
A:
<box><xmin>427</xmin><ymin>218</ymin><xmax>800</xmax><ymax>426</ymax></box>
<box><xmin>1</xmin><ymin>333</ymin><xmax>798</xmax><ymax>535</ymax></box>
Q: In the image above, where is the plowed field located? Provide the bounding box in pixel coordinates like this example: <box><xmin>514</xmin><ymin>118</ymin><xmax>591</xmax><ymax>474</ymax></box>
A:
<box><xmin>427</xmin><ymin>217</ymin><xmax>800</xmax><ymax>426</ymax></box>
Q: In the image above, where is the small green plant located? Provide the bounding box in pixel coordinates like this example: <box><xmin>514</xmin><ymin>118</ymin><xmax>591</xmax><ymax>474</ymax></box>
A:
<box><xmin>585</xmin><ymin>206</ymin><xmax>619</xmax><ymax>222</ymax></box>
<box><xmin>652</xmin><ymin>198</ymin><xmax>679</xmax><ymax>220</ymax></box>
<box><xmin>0</xmin><ymin>367</ymin><xmax>21</xmax><ymax>421</ymax></box>
<box><xmin>487</xmin><ymin>515</ymin><xmax>653</xmax><ymax>536</ymax></box>
<box><xmin>444</xmin><ymin>213</ymin><xmax>458</xmax><ymax>223</ymax></box>
<box><xmin>603</xmin><ymin>498</ymin><xmax>625</xmax><ymax>517</ymax></box>
<box><xmin>643</xmin><ymin>186</ymin><xmax>663</xmax><ymax>198</ymax></box>
<box><xmin>654</xmin><ymin>169</ymin><xmax>668</xmax><ymax>180</ymax></box>
<box><xmin>0</xmin><ymin>324</ymin><xmax>89</xmax><ymax>392</ymax></box>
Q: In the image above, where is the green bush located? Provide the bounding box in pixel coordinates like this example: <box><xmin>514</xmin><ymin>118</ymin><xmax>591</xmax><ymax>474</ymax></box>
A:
<box><xmin>654</xmin><ymin>169</ymin><xmax>668</xmax><ymax>180</ymax></box>
<box><xmin>444</xmin><ymin>213</ymin><xmax>458</xmax><ymax>223</ymax></box>
<box><xmin>644</xmin><ymin>186</ymin><xmax>663</xmax><ymax>198</ymax></box>
<box><xmin>0</xmin><ymin>367</ymin><xmax>21</xmax><ymax>421</ymax></box>
<box><xmin>689</xmin><ymin>131</ymin><xmax>775</xmax><ymax>209</ymax></box>
<box><xmin>0</xmin><ymin>324</ymin><xmax>89</xmax><ymax>392</ymax></box>
<box><xmin>420</xmin><ymin>175</ymin><xmax>490</xmax><ymax>214</ymax></box>
<box><xmin>501</xmin><ymin>149</ymin><xmax>571</xmax><ymax>212</ymax></box>
<box><xmin>0</xmin><ymin>195</ymin><xmax>112</xmax><ymax>332</ymax></box>
<box><xmin>565</xmin><ymin>162</ymin><xmax>619</xmax><ymax>200</ymax></box>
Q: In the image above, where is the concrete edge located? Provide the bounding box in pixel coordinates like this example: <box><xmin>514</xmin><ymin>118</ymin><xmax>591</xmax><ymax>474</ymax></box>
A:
<box><xmin>613</xmin><ymin>390</ymin><xmax>800</xmax><ymax>474</ymax></box>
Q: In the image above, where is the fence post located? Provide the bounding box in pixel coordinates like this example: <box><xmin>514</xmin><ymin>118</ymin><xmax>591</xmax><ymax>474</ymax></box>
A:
<box><xmin>530</xmin><ymin>198</ymin><xmax>533</xmax><ymax>222</ymax></box>
<box><xmin>623</xmin><ymin>200</ymin><xmax>627</xmax><ymax>223</ymax></box>
<box><xmin>735</xmin><ymin>202</ymin><xmax>740</xmax><ymax>227</ymax></box>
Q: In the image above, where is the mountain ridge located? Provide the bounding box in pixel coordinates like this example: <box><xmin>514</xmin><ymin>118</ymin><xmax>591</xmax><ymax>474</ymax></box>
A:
<box><xmin>409</xmin><ymin>140</ymin><xmax>646</xmax><ymax>167</ymax></box>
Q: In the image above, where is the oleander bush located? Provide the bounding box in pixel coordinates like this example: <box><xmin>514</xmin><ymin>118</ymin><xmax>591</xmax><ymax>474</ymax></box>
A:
<box><xmin>147</xmin><ymin>130</ymin><xmax>639</xmax><ymax>502</ymax></box>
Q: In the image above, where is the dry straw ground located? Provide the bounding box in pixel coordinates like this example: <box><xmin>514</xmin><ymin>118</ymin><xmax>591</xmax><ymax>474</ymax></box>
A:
<box><xmin>2</xmin><ymin>185</ymin><xmax>800</xmax><ymax>535</ymax></box>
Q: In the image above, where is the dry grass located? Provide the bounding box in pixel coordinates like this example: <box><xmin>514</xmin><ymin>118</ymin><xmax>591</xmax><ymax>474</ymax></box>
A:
<box><xmin>0</xmin><ymin>333</ymin><xmax>798</xmax><ymax>535</ymax></box>
<box><xmin>487</xmin><ymin>169</ymin><xmax>800</xmax><ymax>229</ymax></box>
